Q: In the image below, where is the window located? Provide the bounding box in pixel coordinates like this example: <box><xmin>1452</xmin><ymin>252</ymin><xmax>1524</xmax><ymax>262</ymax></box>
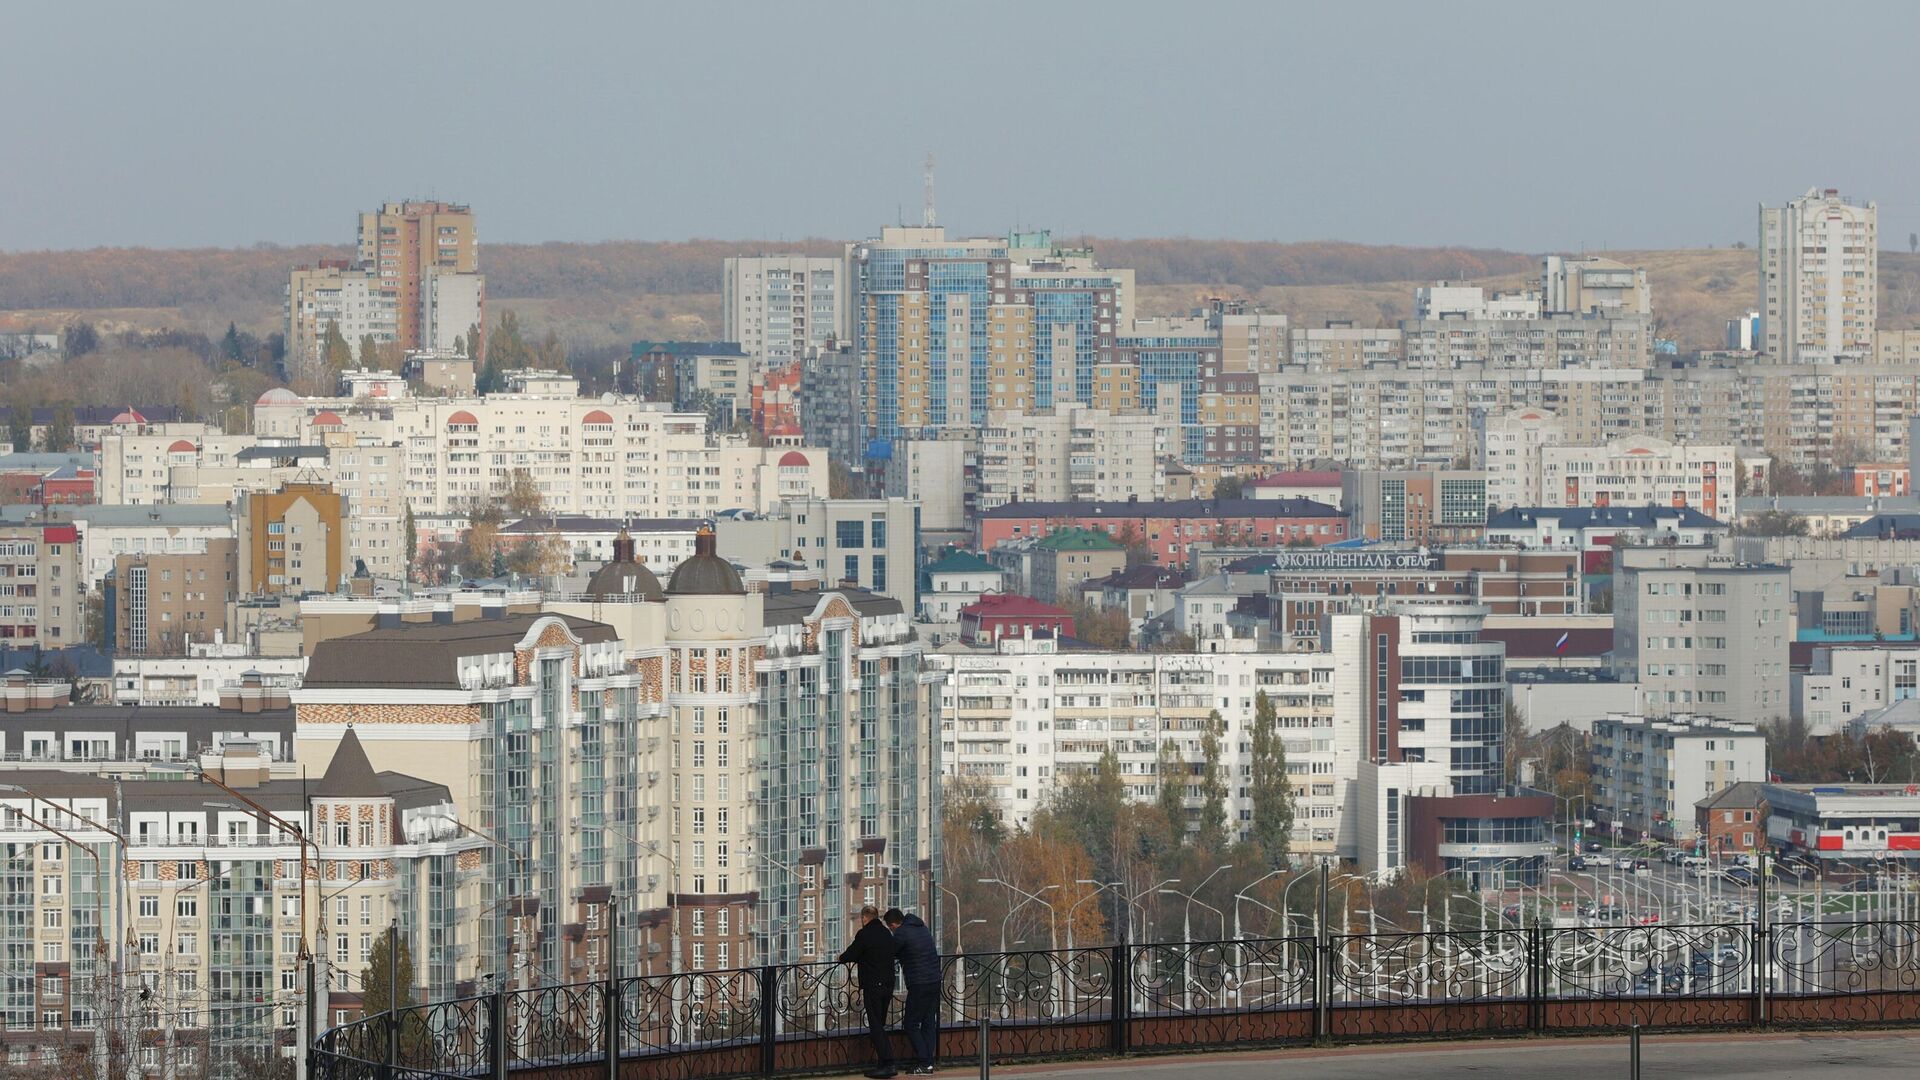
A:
<box><xmin>139</xmin><ymin>896</ymin><xmax>159</xmax><ymax>918</ymax></box>
<box><xmin>176</xmin><ymin>897</ymin><xmax>196</xmax><ymax>918</ymax></box>
<box><xmin>836</xmin><ymin>520</ymin><xmax>864</xmax><ymax>549</ymax></box>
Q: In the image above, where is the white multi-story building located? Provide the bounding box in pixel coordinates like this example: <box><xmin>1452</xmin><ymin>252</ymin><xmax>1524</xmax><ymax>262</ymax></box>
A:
<box><xmin>1796</xmin><ymin>644</ymin><xmax>1920</xmax><ymax>736</ymax></box>
<box><xmin>1590</xmin><ymin>713</ymin><xmax>1768</xmax><ymax>840</ymax></box>
<box><xmin>1479</xmin><ymin>407</ymin><xmax>1562</xmax><ymax>509</ymax></box>
<box><xmin>71</xmin><ymin>504</ymin><xmax>235</xmax><ymax>595</ymax></box>
<box><xmin>1612</xmin><ymin>547</ymin><xmax>1791</xmax><ymax>725</ymax></box>
<box><xmin>932</xmin><ymin>603</ymin><xmax>1511</xmax><ymax>861</ymax></box>
<box><xmin>252</xmin><ymin>388</ymin><xmax>829</xmax><ymax>519</ymax></box>
<box><xmin>424</xmin><ymin>267</ymin><xmax>486</xmax><ymax>354</ymax></box>
<box><xmin>722</xmin><ymin>255</ymin><xmax>849</xmax><ymax>364</ymax></box>
<box><xmin>976</xmin><ymin>404</ymin><xmax>1179</xmax><ymax>511</ymax></box>
<box><xmin>1539</xmin><ymin>436</ymin><xmax>1738</xmax><ymax>522</ymax></box>
<box><xmin>1760</xmin><ymin>187</ymin><xmax>1877</xmax><ymax>363</ymax></box>
<box><xmin>1543</xmin><ymin>255</ymin><xmax>1651</xmax><ymax>316</ymax></box>
<box><xmin>931</xmin><ymin>643</ymin><xmax>1361</xmax><ymax>861</ymax></box>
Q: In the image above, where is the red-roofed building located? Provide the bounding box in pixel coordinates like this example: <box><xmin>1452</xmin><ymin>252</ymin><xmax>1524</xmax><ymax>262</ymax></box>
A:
<box><xmin>1248</xmin><ymin>470</ymin><xmax>1344</xmax><ymax>508</ymax></box>
<box><xmin>446</xmin><ymin>410</ymin><xmax>479</xmax><ymax>428</ymax></box>
<box><xmin>582</xmin><ymin>409</ymin><xmax>614</xmax><ymax>426</ymax></box>
<box><xmin>311</xmin><ymin>410</ymin><xmax>344</xmax><ymax>429</ymax></box>
<box><xmin>959</xmin><ymin>594</ymin><xmax>1076</xmax><ymax>645</ymax></box>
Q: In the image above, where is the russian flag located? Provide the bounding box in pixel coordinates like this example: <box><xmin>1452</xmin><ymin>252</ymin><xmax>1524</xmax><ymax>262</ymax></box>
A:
<box><xmin>1554</xmin><ymin>631</ymin><xmax>1571</xmax><ymax>654</ymax></box>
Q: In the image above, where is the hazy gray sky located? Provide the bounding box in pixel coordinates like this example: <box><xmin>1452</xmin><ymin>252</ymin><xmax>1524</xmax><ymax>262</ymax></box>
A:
<box><xmin>6</xmin><ymin>0</ymin><xmax>1919</xmax><ymax>253</ymax></box>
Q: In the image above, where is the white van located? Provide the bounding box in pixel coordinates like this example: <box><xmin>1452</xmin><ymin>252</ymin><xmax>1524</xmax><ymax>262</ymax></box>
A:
<box><xmin>1681</xmin><ymin>856</ymin><xmax>1708</xmax><ymax>877</ymax></box>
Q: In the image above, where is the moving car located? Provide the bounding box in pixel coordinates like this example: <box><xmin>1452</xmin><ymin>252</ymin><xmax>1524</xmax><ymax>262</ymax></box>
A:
<box><xmin>1724</xmin><ymin>866</ymin><xmax>1756</xmax><ymax>887</ymax></box>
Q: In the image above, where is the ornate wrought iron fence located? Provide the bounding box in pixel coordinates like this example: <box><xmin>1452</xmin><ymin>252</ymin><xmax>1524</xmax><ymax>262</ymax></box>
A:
<box><xmin>313</xmin><ymin>919</ymin><xmax>1920</xmax><ymax>1080</ymax></box>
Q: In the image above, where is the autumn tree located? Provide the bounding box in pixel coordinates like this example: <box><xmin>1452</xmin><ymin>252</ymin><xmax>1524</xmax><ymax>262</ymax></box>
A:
<box><xmin>358</xmin><ymin>333</ymin><xmax>381</xmax><ymax>368</ymax></box>
<box><xmin>402</xmin><ymin>505</ymin><xmax>418</xmax><ymax>584</ymax></box>
<box><xmin>1247</xmin><ymin>691</ymin><xmax>1294</xmax><ymax>867</ymax></box>
<box><xmin>1062</xmin><ymin>596</ymin><xmax>1130</xmax><ymax>649</ymax></box>
<box><xmin>458</xmin><ymin>498</ymin><xmax>507</xmax><ymax>580</ymax></box>
<box><xmin>1213</xmin><ymin>475</ymin><xmax>1244</xmax><ymax>500</ymax></box>
<box><xmin>1736</xmin><ymin>509</ymin><xmax>1810</xmax><ymax>537</ymax></box>
<box><xmin>1113</xmin><ymin>522</ymin><xmax>1153</xmax><ymax>568</ymax></box>
<box><xmin>502</xmin><ymin>468</ymin><xmax>544</xmax><ymax>517</ymax></box>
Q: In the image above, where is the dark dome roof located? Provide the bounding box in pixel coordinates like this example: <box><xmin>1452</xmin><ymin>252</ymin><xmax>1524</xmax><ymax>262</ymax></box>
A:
<box><xmin>667</xmin><ymin>527</ymin><xmax>744</xmax><ymax>596</ymax></box>
<box><xmin>583</xmin><ymin>526</ymin><xmax>664</xmax><ymax>601</ymax></box>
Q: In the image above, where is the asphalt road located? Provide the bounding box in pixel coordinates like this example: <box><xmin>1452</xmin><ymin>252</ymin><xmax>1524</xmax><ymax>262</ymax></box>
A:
<box><xmin>992</xmin><ymin>1032</ymin><xmax>1920</xmax><ymax>1080</ymax></box>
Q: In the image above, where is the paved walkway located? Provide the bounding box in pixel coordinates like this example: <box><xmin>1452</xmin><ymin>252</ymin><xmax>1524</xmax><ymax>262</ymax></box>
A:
<box><xmin>976</xmin><ymin>1031</ymin><xmax>1920</xmax><ymax>1080</ymax></box>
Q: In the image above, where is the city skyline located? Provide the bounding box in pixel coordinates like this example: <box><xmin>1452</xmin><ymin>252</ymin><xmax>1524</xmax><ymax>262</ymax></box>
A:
<box><xmin>9</xmin><ymin>1</ymin><xmax>1920</xmax><ymax>253</ymax></box>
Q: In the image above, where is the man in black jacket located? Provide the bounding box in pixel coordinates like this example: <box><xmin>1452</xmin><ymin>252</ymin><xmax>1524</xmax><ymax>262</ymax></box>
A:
<box><xmin>838</xmin><ymin>905</ymin><xmax>899</xmax><ymax>1078</ymax></box>
<box><xmin>885</xmin><ymin>908</ymin><xmax>941</xmax><ymax>1074</ymax></box>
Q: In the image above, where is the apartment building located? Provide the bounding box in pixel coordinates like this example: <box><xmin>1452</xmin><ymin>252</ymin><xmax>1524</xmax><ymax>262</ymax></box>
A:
<box><xmin>1287</xmin><ymin>322</ymin><xmax>1403</xmax><ymax>370</ymax></box>
<box><xmin>722</xmin><ymin>255</ymin><xmax>850</xmax><ymax>364</ymax></box>
<box><xmin>885</xmin><ymin>437</ymin><xmax>974</xmax><ymax>534</ymax></box>
<box><xmin>253</xmin><ymin>389</ymin><xmax>830</xmax><ymax>520</ymax></box>
<box><xmin>111</xmin><ymin>539</ymin><xmax>237</xmax><ymax>655</ymax></box>
<box><xmin>285</xmin><ymin>262</ymin><xmax>397</xmax><ymax>377</ymax></box>
<box><xmin>1796</xmin><ymin>644</ymin><xmax>1920</xmax><ymax>736</ymax></box>
<box><xmin>713</xmin><ymin>497</ymin><xmax>919</xmax><ymax>612</ymax></box>
<box><xmin>68</xmin><ymin>505</ymin><xmax>232</xmax><ymax>601</ymax></box>
<box><xmin>932</xmin><ymin>602</ymin><xmax>1508</xmax><ymax>859</ymax></box>
<box><xmin>1539</xmin><ymin>436</ymin><xmax>1737</xmax><ymax>521</ymax></box>
<box><xmin>1265</xmin><ymin>546</ymin><xmax>1582</xmax><ymax>650</ymax></box>
<box><xmin>357</xmin><ymin>200</ymin><xmax>481</xmax><ymax>353</ymax></box>
<box><xmin>0</xmin><ymin>513</ymin><xmax>83</xmax><ymax>648</ymax></box>
<box><xmin>236</xmin><ymin>483</ymin><xmax>345</xmax><ymax>596</ymax></box>
<box><xmin>1479</xmin><ymin>408</ymin><xmax>1563</xmax><ymax>508</ymax></box>
<box><xmin>1542</xmin><ymin>255</ymin><xmax>1651</xmax><ymax>316</ymax></box>
<box><xmin>1026</xmin><ymin>527</ymin><xmax>1125</xmax><ymax>604</ymax></box>
<box><xmin>1590</xmin><ymin>713</ymin><xmax>1768</xmax><ymax>840</ymax></box>
<box><xmin>1760</xmin><ymin>187</ymin><xmax>1876</xmax><ymax>363</ymax></box>
<box><xmin>0</xmin><ymin>691</ymin><xmax>484</xmax><ymax>1076</ymax></box>
<box><xmin>1611</xmin><ymin>547</ymin><xmax>1791</xmax><ymax>724</ymax></box>
<box><xmin>975</xmin><ymin>404</ymin><xmax>1180</xmax><ymax>512</ymax></box>
<box><xmin>294</xmin><ymin>530</ymin><xmax>931</xmax><ymax>973</ymax></box>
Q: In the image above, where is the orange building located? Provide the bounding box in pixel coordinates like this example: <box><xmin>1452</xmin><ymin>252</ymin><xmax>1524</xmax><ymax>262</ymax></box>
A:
<box><xmin>238</xmin><ymin>482</ymin><xmax>346</xmax><ymax>595</ymax></box>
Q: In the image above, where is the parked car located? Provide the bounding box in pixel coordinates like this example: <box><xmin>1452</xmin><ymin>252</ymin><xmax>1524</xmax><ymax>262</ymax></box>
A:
<box><xmin>1848</xmin><ymin>877</ymin><xmax>1880</xmax><ymax>892</ymax></box>
<box><xmin>1724</xmin><ymin>866</ymin><xmax>1756</xmax><ymax>887</ymax></box>
<box><xmin>1570</xmin><ymin>855</ymin><xmax>1589</xmax><ymax>871</ymax></box>
<box><xmin>1615</xmin><ymin>857</ymin><xmax>1635</xmax><ymax>871</ymax></box>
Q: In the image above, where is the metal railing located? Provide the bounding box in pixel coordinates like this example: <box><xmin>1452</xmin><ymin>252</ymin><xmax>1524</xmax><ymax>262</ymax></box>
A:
<box><xmin>314</xmin><ymin>916</ymin><xmax>1920</xmax><ymax>1080</ymax></box>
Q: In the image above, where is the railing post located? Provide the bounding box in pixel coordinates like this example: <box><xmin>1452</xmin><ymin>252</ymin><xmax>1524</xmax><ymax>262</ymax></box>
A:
<box><xmin>1313</xmin><ymin>864</ymin><xmax>1329</xmax><ymax>1044</ymax></box>
<box><xmin>758</xmin><ymin>965</ymin><xmax>779</xmax><ymax>1076</ymax></box>
<box><xmin>1108</xmin><ymin>938</ymin><xmax>1130</xmax><ymax>1056</ymax></box>
<box><xmin>1525</xmin><ymin>925</ymin><xmax>1543</xmax><ymax>1032</ymax></box>
<box><xmin>383</xmin><ymin>920</ymin><xmax>399</xmax><ymax>1080</ymax></box>
<box><xmin>490</xmin><ymin>989</ymin><xmax>509</xmax><ymax>1080</ymax></box>
<box><xmin>1754</xmin><ymin>854</ymin><xmax>1770</xmax><ymax>1027</ymax></box>
<box><xmin>605</xmin><ymin>977</ymin><xmax>621</xmax><ymax>1080</ymax></box>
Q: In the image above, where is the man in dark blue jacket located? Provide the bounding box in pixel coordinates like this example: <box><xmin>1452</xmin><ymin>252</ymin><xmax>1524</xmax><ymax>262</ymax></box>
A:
<box><xmin>839</xmin><ymin>905</ymin><xmax>900</xmax><ymax>1078</ymax></box>
<box><xmin>885</xmin><ymin>908</ymin><xmax>941</xmax><ymax>1074</ymax></box>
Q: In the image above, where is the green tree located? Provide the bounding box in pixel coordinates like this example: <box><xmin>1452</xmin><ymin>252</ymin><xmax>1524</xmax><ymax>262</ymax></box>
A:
<box><xmin>359</xmin><ymin>926</ymin><xmax>427</xmax><ymax>1056</ymax></box>
<box><xmin>1213</xmin><ymin>475</ymin><xmax>1244</xmax><ymax>500</ymax></box>
<box><xmin>358</xmin><ymin>333</ymin><xmax>381</xmax><ymax>368</ymax></box>
<box><xmin>488</xmin><ymin>309</ymin><xmax>531</xmax><ymax>370</ymax></box>
<box><xmin>1736</xmin><ymin>509</ymin><xmax>1810</xmax><ymax>537</ymax></box>
<box><xmin>8</xmin><ymin>403</ymin><xmax>31</xmax><ymax>451</ymax></box>
<box><xmin>322</xmin><ymin>319</ymin><xmax>353</xmax><ymax>371</ymax></box>
<box><xmin>1156</xmin><ymin>738</ymin><xmax>1187</xmax><ymax>850</ymax></box>
<box><xmin>222</xmin><ymin>321</ymin><xmax>245</xmax><ymax>363</ymax></box>
<box><xmin>1247</xmin><ymin>691</ymin><xmax>1294</xmax><ymax>866</ymax></box>
<box><xmin>1196</xmin><ymin>711</ymin><xmax>1231</xmax><ymax>853</ymax></box>
<box><xmin>1046</xmin><ymin>747</ymin><xmax>1130</xmax><ymax>880</ymax></box>
<box><xmin>44</xmin><ymin>402</ymin><xmax>76</xmax><ymax>452</ymax></box>
<box><xmin>534</xmin><ymin>329</ymin><xmax>566</xmax><ymax>372</ymax></box>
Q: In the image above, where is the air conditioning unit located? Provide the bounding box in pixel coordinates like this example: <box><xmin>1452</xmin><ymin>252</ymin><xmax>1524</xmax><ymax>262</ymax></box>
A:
<box><xmin>647</xmin><ymin>943</ymin><xmax>662</xmax><ymax>954</ymax></box>
<box><xmin>645</xmin><ymin>874</ymin><xmax>660</xmax><ymax>891</ymax></box>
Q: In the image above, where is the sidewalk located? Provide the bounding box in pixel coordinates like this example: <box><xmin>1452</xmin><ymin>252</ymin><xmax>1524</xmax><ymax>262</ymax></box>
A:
<box><xmin>972</xmin><ymin>1030</ymin><xmax>1920</xmax><ymax>1080</ymax></box>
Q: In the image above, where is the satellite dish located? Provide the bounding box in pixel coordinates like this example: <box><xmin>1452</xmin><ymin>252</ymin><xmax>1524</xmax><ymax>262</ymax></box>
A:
<box><xmin>601</xmin><ymin>392</ymin><xmax>617</xmax><ymax>404</ymax></box>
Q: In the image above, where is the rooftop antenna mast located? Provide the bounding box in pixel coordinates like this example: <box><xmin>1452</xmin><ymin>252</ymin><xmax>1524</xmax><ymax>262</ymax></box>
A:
<box><xmin>923</xmin><ymin>151</ymin><xmax>937</xmax><ymax>228</ymax></box>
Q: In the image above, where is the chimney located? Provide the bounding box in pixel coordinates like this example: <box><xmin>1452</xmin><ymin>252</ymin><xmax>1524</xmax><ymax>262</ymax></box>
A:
<box><xmin>694</xmin><ymin>525</ymin><xmax>717</xmax><ymax>558</ymax></box>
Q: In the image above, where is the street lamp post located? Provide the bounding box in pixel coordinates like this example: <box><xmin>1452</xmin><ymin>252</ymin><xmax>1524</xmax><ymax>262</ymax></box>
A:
<box><xmin>979</xmin><ymin>880</ymin><xmax>1058</xmax><ymax>1014</ymax></box>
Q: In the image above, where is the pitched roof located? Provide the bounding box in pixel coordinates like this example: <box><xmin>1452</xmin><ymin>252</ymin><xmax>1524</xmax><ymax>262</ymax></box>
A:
<box><xmin>1486</xmin><ymin>505</ymin><xmax>1725</xmax><ymax>530</ymax></box>
<box><xmin>1840</xmin><ymin>514</ymin><xmax>1920</xmax><ymax>539</ymax></box>
<box><xmin>762</xmin><ymin>587</ymin><xmax>904</xmax><ymax>627</ymax></box>
<box><xmin>981</xmin><ymin>497</ymin><xmax>1343</xmax><ymax>519</ymax></box>
<box><xmin>303</xmin><ymin>613</ymin><xmax>618</xmax><ymax>690</ymax></box>
<box><xmin>960</xmin><ymin>594</ymin><xmax>1070</xmax><ymax>619</ymax></box>
<box><xmin>1695</xmin><ymin>780</ymin><xmax>1768</xmax><ymax>812</ymax></box>
<box><xmin>924</xmin><ymin>551</ymin><xmax>999</xmax><ymax>577</ymax></box>
<box><xmin>1250</xmin><ymin>470</ymin><xmax>1342</xmax><ymax>488</ymax></box>
<box><xmin>1035</xmin><ymin>527</ymin><xmax>1122</xmax><ymax>551</ymax></box>
<box><xmin>1097</xmin><ymin>565</ymin><xmax>1185</xmax><ymax>590</ymax></box>
<box><xmin>316</xmin><ymin>728</ymin><xmax>386</xmax><ymax>799</ymax></box>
